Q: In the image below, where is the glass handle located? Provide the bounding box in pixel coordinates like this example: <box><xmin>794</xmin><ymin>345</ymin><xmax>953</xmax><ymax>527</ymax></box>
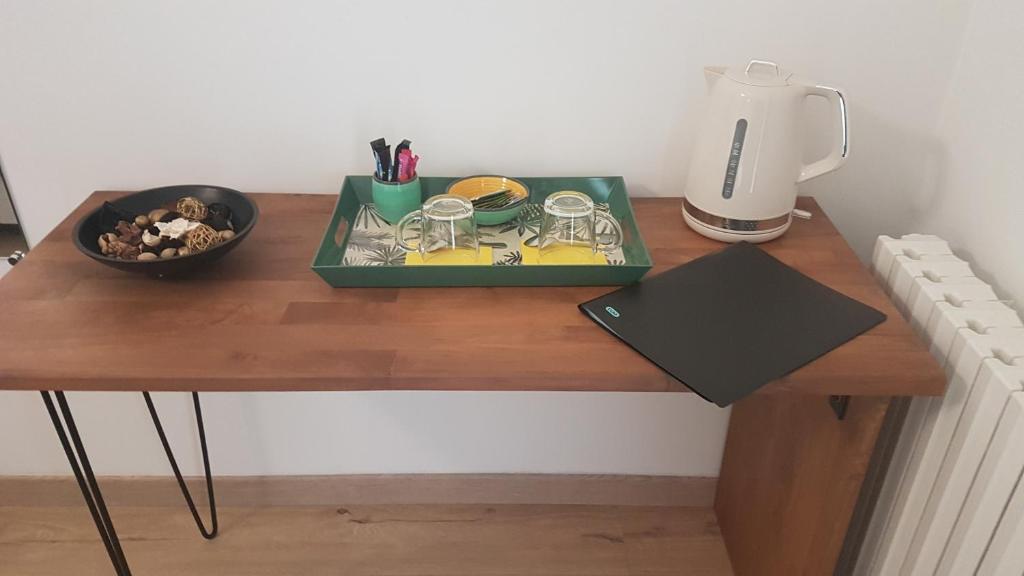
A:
<box><xmin>395</xmin><ymin>210</ymin><xmax>423</xmax><ymax>252</ymax></box>
<box><xmin>594</xmin><ymin>213</ymin><xmax>623</xmax><ymax>253</ymax></box>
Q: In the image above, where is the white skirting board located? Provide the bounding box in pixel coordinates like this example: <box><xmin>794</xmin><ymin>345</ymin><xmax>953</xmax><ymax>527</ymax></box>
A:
<box><xmin>0</xmin><ymin>474</ymin><xmax>717</xmax><ymax>508</ymax></box>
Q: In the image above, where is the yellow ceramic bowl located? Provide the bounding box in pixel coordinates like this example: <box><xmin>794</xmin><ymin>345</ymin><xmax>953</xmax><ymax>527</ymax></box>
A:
<box><xmin>446</xmin><ymin>175</ymin><xmax>530</xmax><ymax>225</ymax></box>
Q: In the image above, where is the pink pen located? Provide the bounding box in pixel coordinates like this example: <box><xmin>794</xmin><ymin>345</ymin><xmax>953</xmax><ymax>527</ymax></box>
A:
<box><xmin>406</xmin><ymin>154</ymin><xmax>419</xmax><ymax>181</ymax></box>
<box><xmin>398</xmin><ymin>149</ymin><xmax>418</xmax><ymax>182</ymax></box>
<box><xmin>397</xmin><ymin>149</ymin><xmax>411</xmax><ymax>182</ymax></box>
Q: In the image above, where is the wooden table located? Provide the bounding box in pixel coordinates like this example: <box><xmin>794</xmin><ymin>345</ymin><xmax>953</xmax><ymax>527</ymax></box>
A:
<box><xmin>0</xmin><ymin>192</ymin><xmax>945</xmax><ymax>575</ymax></box>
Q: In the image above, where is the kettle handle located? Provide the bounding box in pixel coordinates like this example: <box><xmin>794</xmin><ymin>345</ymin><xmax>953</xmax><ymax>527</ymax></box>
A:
<box><xmin>798</xmin><ymin>85</ymin><xmax>849</xmax><ymax>183</ymax></box>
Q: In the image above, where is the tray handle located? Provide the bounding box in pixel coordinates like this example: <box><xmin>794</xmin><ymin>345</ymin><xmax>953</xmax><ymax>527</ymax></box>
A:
<box><xmin>313</xmin><ymin>190</ymin><xmax>359</xmax><ymax>269</ymax></box>
<box><xmin>333</xmin><ymin>218</ymin><xmax>349</xmax><ymax>248</ymax></box>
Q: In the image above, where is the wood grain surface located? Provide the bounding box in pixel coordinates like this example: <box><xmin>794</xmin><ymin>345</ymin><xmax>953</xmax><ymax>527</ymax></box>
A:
<box><xmin>0</xmin><ymin>503</ymin><xmax>734</xmax><ymax>576</ymax></box>
<box><xmin>0</xmin><ymin>191</ymin><xmax>943</xmax><ymax>396</ymax></box>
<box><xmin>715</xmin><ymin>393</ymin><xmax>892</xmax><ymax>576</ymax></box>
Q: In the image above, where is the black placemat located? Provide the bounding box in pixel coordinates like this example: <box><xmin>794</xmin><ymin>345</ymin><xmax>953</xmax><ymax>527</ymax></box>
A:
<box><xmin>579</xmin><ymin>243</ymin><xmax>886</xmax><ymax>406</ymax></box>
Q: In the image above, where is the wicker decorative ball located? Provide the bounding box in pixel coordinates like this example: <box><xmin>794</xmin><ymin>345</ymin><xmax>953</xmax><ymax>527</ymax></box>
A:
<box><xmin>176</xmin><ymin>196</ymin><xmax>208</xmax><ymax>221</ymax></box>
<box><xmin>185</xmin><ymin>223</ymin><xmax>221</xmax><ymax>252</ymax></box>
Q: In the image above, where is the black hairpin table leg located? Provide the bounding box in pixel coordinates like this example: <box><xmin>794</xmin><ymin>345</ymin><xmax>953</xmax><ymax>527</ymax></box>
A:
<box><xmin>142</xmin><ymin>391</ymin><xmax>218</xmax><ymax>539</ymax></box>
<box><xmin>41</xmin><ymin>391</ymin><xmax>132</xmax><ymax>576</ymax></box>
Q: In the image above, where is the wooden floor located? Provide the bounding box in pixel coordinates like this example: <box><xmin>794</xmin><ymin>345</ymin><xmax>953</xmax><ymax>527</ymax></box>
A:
<box><xmin>0</xmin><ymin>503</ymin><xmax>733</xmax><ymax>575</ymax></box>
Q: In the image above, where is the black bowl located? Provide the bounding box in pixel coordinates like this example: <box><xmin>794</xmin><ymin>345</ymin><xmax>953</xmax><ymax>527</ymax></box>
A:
<box><xmin>73</xmin><ymin>184</ymin><xmax>258</xmax><ymax>278</ymax></box>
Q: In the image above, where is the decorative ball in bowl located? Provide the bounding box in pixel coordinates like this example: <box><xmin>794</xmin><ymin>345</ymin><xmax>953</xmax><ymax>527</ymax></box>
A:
<box><xmin>446</xmin><ymin>175</ymin><xmax>529</xmax><ymax>226</ymax></box>
<box><xmin>73</xmin><ymin>185</ymin><xmax>258</xmax><ymax>278</ymax></box>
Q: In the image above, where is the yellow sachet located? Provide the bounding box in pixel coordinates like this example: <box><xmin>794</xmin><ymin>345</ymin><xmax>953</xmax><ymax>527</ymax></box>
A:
<box><xmin>405</xmin><ymin>246</ymin><xmax>493</xmax><ymax>266</ymax></box>
<box><xmin>521</xmin><ymin>243</ymin><xmax>608</xmax><ymax>265</ymax></box>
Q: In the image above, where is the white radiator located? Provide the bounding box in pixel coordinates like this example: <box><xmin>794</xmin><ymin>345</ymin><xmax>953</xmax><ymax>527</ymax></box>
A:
<box><xmin>856</xmin><ymin>234</ymin><xmax>1024</xmax><ymax>576</ymax></box>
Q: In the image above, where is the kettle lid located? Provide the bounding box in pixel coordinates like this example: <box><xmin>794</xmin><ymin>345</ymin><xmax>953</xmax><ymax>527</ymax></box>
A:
<box><xmin>725</xmin><ymin>59</ymin><xmax>793</xmax><ymax>87</ymax></box>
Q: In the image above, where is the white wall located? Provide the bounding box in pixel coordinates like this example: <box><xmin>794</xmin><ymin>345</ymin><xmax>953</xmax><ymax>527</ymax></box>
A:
<box><xmin>908</xmin><ymin>0</ymin><xmax>1024</xmax><ymax>305</ymax></box>
<box><xmin>0</xmin><ymin>0</ymin><xmax>973</xmax><ymax>476</ymax></box>
<box><xmin>0</xmin><ymin>391</ymin><xmax>731</xmax><ymax>476</ymax></box>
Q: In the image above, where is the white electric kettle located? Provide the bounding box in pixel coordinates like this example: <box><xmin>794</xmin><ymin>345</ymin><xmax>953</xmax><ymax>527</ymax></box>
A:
<box><xmin>682</xmin><ymin>60</ymin><xmax>848</xmax><ymax>243</ymax></box>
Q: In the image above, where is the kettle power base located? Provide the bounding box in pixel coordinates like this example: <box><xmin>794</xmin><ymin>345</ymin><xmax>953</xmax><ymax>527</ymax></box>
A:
<box><xmin>681</xmin><ymin>201</ymin><xmax>791</xmax><ymax>243</ymax></box>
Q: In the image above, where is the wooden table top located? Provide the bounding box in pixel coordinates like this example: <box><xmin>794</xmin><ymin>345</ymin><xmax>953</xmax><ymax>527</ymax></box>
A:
<box><xmin>0</xmin><ymin>191</ymin><xmax>944</xmax><ymax>396</ymax></box>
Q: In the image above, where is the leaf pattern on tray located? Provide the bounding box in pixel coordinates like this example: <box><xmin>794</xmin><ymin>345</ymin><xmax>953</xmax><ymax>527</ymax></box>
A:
<box><xmin>340</xmin><ymin>201</ymin><xmax>625</xmax><ymax>267</ymax></box>
<box><xmin>363</xmin><ymin>244</ymin><xmax>406</xmax><ymax>266</ymax></box>
<box><xmin>357</xmin><ymin>204</ymin><xmax>387</xmax><ymax>229</ymax></box>
<box><xmin>495</xmin><ymin>250</ymin><xmax>523</xmax><ymax>266</ymax></box>
<box><xmin>347</xmin><ymin>229</ymin><xmax>392</xmax><ymax>252</ymax></box>
<box><xmin>498</xmin><ymin>204</ymin><xmax>543</xmax><ymax>247</ymax></box>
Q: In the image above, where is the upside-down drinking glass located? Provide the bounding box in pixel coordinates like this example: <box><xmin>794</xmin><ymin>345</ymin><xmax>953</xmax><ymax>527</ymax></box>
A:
<box><xmin>537</xmin><ymin>191</ymin><xmax>623</xmax><ymax>264</ymax></box>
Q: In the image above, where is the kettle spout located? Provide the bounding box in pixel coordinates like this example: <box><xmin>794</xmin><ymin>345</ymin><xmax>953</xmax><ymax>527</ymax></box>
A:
<box><xmin>704</xmin><ymin>66</ymin><xmax>726</xmax><ymax>90</ymax></box>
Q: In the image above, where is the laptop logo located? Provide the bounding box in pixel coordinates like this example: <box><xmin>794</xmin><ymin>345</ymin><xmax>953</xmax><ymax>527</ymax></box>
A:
<box><xmin>605</xmin><ymin>306</ymin><xmax>621</xmax><ymax>318</ymax></box>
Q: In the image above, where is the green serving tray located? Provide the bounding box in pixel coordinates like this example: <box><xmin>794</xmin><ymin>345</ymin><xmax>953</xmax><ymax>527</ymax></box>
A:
<box><xmin>311</xmin><ymin>176</ymin><xmax>653</xmax><ymax>287</ymax></box>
